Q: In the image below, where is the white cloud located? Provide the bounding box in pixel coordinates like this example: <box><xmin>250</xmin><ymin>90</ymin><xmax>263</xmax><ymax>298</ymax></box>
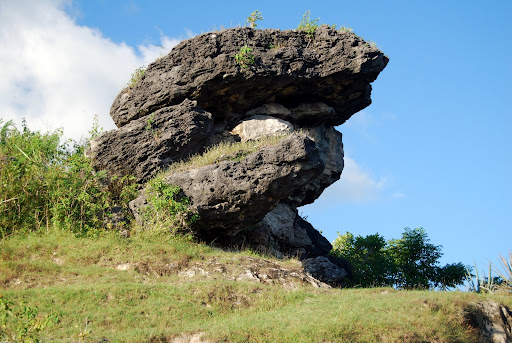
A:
<box><xmin>301</xmin><ymin>155</ymin><xmax>388</xmax><ymax>209</ymax></box>
<box><xmin>0</xmin><ymin>0</ymin><xmax>181</xmax><ymax>141</ymax></box>
<box><xmin>329</xmin><ymin>155</ymin><xmax>387</xmax><ymax>202</ymax></box>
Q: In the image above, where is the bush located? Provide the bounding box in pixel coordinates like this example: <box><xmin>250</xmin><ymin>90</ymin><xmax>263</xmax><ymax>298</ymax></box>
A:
<box><xmin>143</xmin><ymin>176</ymin><xmax>199</xmax><ymax>234</ymax></box>
<box><xmin>331</xmin><ymin>228</ymin><xmax>467</xmax><ymax>290</ymax></box>
<box><xmin>0</xmin><ymin>119</ymin><xmax>136</xmax><ymax>237</ymax></box>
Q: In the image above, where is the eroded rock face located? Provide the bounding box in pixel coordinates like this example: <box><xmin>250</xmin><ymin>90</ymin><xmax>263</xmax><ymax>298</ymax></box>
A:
<box><xmin>302</xmin><ymin>256</ymin><xmax>348</xmax><ymax>286</ymax></box>
<box><xmin>159</xmin><ymin>133</ymin><xmax>323</xmax><ymax>235</ymax></box>
<box><xmin>218</xmin><ymin>203</ymin><xmax>334</xmax><ymax>259</ymax></box>
<box><xmin>288</xmin><ymin>125</ymin><xmax>344</xmax><ymax>206</ymax></box>
<box><xmin>93</xmin><ymin>25</ymin><xmax>388</xmax><ymax>287</ymax></box>
<box><xmin>464</xmin><ymin>301</ymin><xmax>512</xmax><ymax>343</ymax></box>
<box><xmin>111</xmin><ymin>26</ymin><xmax>388</xmax><ymax>128</ymax></box>
<box><xmin>88</xmin><ymin>99</ymin><xmax>213</xmax><ymax>182</ymax></box>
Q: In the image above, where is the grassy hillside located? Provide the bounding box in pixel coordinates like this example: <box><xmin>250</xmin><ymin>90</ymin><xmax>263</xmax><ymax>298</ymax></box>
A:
<box><xmin>1</xmin><ymin>229</ymin><xmax>510</xmax><ymax>343</ymax></box>
<box><xmin>1</xmin><ymin>122</ymin><xmax>510</xmax><ymax>342</ymax></box>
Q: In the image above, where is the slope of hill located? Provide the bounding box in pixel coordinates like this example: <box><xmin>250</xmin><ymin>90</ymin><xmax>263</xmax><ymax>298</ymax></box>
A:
<box><xmin>1</xmin><ymin>230</ymin><xmax>510</xmax><ymax>343</ymax></box>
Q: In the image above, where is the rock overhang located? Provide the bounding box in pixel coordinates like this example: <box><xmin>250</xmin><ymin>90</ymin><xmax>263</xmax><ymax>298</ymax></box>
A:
<box><xmin>111</xmin><ymin>25</ymin><xmax>388</xmax><ymax>128</ymax></box>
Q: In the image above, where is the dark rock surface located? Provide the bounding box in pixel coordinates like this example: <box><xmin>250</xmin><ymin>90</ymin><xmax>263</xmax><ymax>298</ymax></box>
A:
<box><xmin>158</xmin><ymin>133</ymin><xmax>323</xmax><ymax>235</ymax></box>
<box><xmin>211</xmin><ymin>203</ymin><xmax>331</xmax><ymax>259</ymax></box>
<box><xmin>111</xmin><ymin>26</ymin><xmax>388</xmax><ymax>128</ymax></box>
<box><xmin>302</xmin><ymin>256</ymin><xmax>348</xmax><ymax>286</ymax></box>
<box><xmin>89</xmin><ymin>99</ymin><xmax>213</xmax><ymax>182</ymax></box>
<box><xmin>93</xmin><ymin>25</ymin><xmax>388</xmax><ymax>287</ymax></box>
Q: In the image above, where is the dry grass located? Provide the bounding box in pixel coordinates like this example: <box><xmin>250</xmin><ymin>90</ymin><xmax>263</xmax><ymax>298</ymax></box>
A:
<box><xmin>163</xmin><ymin>132</ymin><xmax>300</xmax><ymax>175</ymax></box>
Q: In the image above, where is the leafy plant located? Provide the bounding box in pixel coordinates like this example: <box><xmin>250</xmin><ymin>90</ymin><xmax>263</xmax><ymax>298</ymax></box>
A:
<box><xmin>387</xmin><ymin>228</ymin><xmax>443</xmax><ymax>289</ymax></box>
<box><xmin>297</xmin><ymin>10</ymin><xmax>319</xmax><ymax>42</ymax></box>
<box><xmin>128</xmin><ymin>66</ymin><xmax>146</xmax><ymax>88</ymax></box>
<box><xmin>144</xmin><ymin>113</ymin><xmax>155</xmax><ymax>131</ymax></box>
<box><xmin>143</xmin><ymin>176</ymin><xmax>199</xmax><ymax>233</ymax></box>
<box><xmin>436</xmin><ymin>262</ymin><xmax>469</xmax><ymax>290</ymax></box>
<box><xmin>465</xmin><ymin>263</ymin><xmax>480</xmax><ymax>293</ymax></box>
<box><xmin>0</xmin><ymin>295</ymin><xmax>61</xmax><ymax>343</ymax></box>
<box><xmin>107</xmin><ymin>175</ymin><xmax>138</xmax><ymax>209</ymax></box>
<box><xmin>465</xmin><ymin>260</ymin><xmax>507</xmax><ymax>293</ymax></box>
<box><xmin>89</xmin><ymin>114</ymin><xmax>103</xmax><ymax>140</ymax></box>
<box><xmin>246</xmin><ymin>10</ymin><xmax>263</xmax><ymax>29</ymax></box>
<box><xmin>465</xmin><ymin>252</ymin><xmax>511</xmax><ymax>294</ymax></box>
<box><xmin>235</xmin><ymin>45</ymin><xmax>255</xmax><ymax>70</ymax></box>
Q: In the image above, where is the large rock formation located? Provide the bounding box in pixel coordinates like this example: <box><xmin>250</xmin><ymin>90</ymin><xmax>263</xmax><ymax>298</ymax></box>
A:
<box><xmin>110</xmin><ymin>26</ymin><xmax>387</xmax><ymax>129</ymax></box>
<box><xmin>90</xmin><ymin>25</ymin><xmax>388</xmax><ymax>286</ymax></box>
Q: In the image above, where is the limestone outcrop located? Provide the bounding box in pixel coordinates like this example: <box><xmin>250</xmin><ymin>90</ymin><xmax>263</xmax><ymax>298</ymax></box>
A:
<box><xmin>231</xmin><ymin>115</ymin><xmax>294</xmax><ymax>142</ymax></box>
<box><xmin>88</xmin><ymin>99</ymin><xmax>213</xmax><ymax>182</ymax></box>
<box><xmin>110</xmin><ymin>26</ymin><xmax>387</xmax><ymax>129</ymax></box>
<box><xmin>90</xmin><ymin>25</ymin><xmax>388</xmax><ymax>286</ymax></box>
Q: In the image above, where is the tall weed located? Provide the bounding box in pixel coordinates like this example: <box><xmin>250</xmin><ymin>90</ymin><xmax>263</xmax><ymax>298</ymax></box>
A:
<box><xmin>0</xmin><ymin>119</ymin><xmax>135</xmax><ymax>238</ymax></box>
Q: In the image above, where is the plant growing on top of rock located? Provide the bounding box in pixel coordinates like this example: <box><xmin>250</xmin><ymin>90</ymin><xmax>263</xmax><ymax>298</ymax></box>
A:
<box><xmin>365</xmin><ymin>41</ymin><xmax>378</xmax><ymax>48</ymax></box>
<box><xmin>338</xmin><ymin>26</ymin><xmax>354</xmax><ymax>33</ymax></box>
<box><xmin>166</xmin><ymin>132</ymin><xmax>295</xmax><ymax>174</ymax></box>
<box><xmin>235</xmin><ymin>45</ymin><xmax>255</xmax><ymax>70</ymax></box>
<box><xmin>246</xmin><ymin>10</ymin><xmax>263</xmax><ymax>29</ymax></box>
<box><xmin>297</xmin><ymin>10</ymin><xmax>320</xmax><ymax>42</ymax></box>
<box><xmin>128</xmin><ymin>66</ymin><xmax>146</xmax><ymax>88</ymax></box>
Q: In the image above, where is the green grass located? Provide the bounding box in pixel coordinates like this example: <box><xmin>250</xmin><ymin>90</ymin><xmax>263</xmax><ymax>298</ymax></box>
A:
<box><xmin>2</xmin><ymin>230</ymin><xmax>511</xmax><ymax>342</ymax></box>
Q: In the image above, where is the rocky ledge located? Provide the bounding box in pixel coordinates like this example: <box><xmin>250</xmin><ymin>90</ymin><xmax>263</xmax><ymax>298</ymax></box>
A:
<box><xmin>89</xmin><ymin>25</ymin><xmax>388</xmax><ymax>286</ymax></box>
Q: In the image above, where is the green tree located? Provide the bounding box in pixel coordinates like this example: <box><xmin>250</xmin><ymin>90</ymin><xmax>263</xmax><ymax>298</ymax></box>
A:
<box><xmin>331</xmin><ymin>228</ymin><xmax>467</xmax><ymax>290</ymax></box>
<box><xmin>331</xmin><ymin>232</ymin><xmax>393</xmax><ymax>287</ymax></box>
<box><xmin>436</xmin><ymin>262</ymin><xmax>468</xmax><ymax>290</ymax></box>
<box><xmin>387</xmin><ymin>228</ymin><xmax>443</xmax><ymax>289</ymax></box>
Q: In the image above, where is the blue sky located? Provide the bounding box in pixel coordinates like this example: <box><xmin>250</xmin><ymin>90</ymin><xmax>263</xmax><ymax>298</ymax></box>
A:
<box><xmin>1</xmin><ymin>0</ymin><xmax>510</xmax><ymax>275</ymax></box>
